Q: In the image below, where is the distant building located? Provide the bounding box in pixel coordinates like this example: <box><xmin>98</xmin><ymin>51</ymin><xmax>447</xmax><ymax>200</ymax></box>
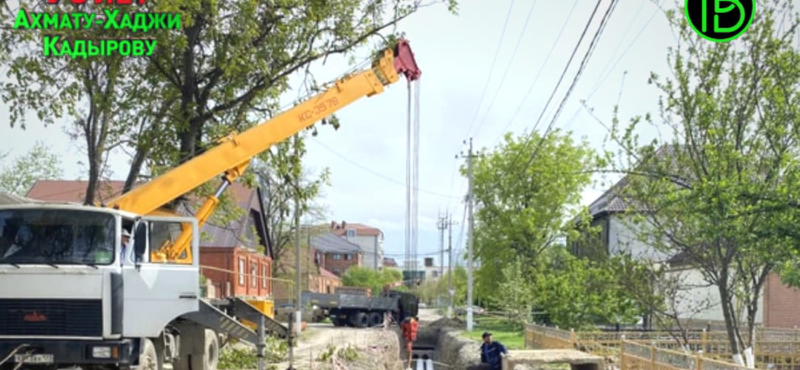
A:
<box><xmin>310</xmin><ymin>232</ymin><xmax>364</xmax><ymax>277</ymax></box>
<box><xmin>329</xmin><ymin>221</ymin><xmax>384</xmax><ymax>270</ymax></box>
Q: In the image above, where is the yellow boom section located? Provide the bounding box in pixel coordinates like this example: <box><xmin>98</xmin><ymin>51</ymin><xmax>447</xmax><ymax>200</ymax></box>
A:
<box><xmin>104</xmin><ymin>40</ymin><xmax>421</xmax><ymax>263</ymax></box>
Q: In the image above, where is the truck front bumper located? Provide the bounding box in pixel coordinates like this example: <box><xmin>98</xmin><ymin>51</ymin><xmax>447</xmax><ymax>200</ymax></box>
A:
<box><xmin>0</xmin><ymin>339</ymin><xmax>137</xmax><ymax>366</ymax></box>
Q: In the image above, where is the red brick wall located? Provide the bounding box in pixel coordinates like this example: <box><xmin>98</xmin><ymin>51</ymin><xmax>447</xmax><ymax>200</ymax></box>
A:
<box><xmin>764</xmin><ymin>273</ymin><xmax>800</xmax><ymax>328</ymax></box>
<box><xmin>322</xmin><ymin>252</ymin><xmax>361</xmax><ymax>276</ymax></box>
<box><xmin>200</xmin><ymin>247</ymin><xmax>272</xmax><ymax>299</ymax></box>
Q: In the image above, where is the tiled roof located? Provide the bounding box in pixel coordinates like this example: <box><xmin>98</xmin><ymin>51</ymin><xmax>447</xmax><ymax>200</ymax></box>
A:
<box><xmin>311</xmin><ymin>233</ymin><xmax>362</xmax><ymax>253</ymax></box>
<box><xmin>328</xmin><ymin>222</ymin><xmax>382</xmax><ymax>237</ymax></box>
<box><xmin>383</xmin><ymin>257</ymin><xmax>399</xmax><ymax>267</ymax></box>
<box><xmin>0</xmin><ymin>193</ymin><xmax>43</xmax><ymax>205</ymax></box>
<box><xmin>319</xmin><ymin>267</ymin><xmax>340</xmax><ymax>280</ymax></box>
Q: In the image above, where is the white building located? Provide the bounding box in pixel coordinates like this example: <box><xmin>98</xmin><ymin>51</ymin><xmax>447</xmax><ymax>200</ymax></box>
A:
<box><xmin>571</xmin><ymin>167</ymin><xmax>798</xmax><ymax>328</ymax></box>
<box><xmin>329</xmin><ymin>221</ymin><xmax>384</xmax><ymax>270</ymax></box>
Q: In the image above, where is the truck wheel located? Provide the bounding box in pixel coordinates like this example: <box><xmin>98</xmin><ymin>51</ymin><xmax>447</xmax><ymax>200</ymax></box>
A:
<box><xmin>138</xmin><ymin>338</ymin><xmax>159</xmax><ymax>370</ymax></box>
<box><xmin>354</xmin><ymin>312</ymin><xmax>369</xmax><ymax>328</ymax></box>
<box><xmin>174</xmin><ymin>329</ymin><xmax>219</xmax><ymax>370</ymax></box>
<box><xmin>368</xmin><ymin>312</ymin><xmax>383</xmax><ymax>327</ymax></box>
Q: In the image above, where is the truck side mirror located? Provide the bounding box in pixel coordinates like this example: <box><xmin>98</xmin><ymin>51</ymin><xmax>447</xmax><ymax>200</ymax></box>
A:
<box><xmin>133</xmin><ymin>221</ymin><xmax>147</xmax><ymax>263</ymax></box>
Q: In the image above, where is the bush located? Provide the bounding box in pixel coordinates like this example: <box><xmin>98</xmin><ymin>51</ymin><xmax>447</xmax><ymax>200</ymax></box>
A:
<box><xmin>218</xmin><ymin>336</ymin><xmax>287</xmax><ymax>369</ymax></box>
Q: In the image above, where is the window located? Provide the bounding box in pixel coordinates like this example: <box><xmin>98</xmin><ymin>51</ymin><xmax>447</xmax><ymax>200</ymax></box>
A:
<box><xmin>238</xmin><ymin>258</ymin><xmax>245</xmax><ymax>285</ymax></box>
<box><xmin>333</xmin><ymin>253</ymin><xmax>341</xmax><ymax>260</ymax></box>
<box><xmin>432</xmin><ymin>271</ymin><xmax>438</xmax><ymax>278</ymax></box>
<box><xmin>344</xmin><ymin>254</ymin><xmax>352</xmax><ymax>261</ymax></box>
<box><xmin>346</xmin><ymin>229</ymin><xmax>356</xmax><ymax>238</ymax></box>
<box><xmin>262</xmin><ymin>264</ymin><xmax>268</xmax><ymax>288</ymax></box>
<box><xmin>251</xmin><ymin>261</ymin><xmax>257</xmax><ymax>287</ymax></box>
<box><xmin>333</xmin><ymin>267</ymin><xmax>341</xmax><ymax>274</ymax></box>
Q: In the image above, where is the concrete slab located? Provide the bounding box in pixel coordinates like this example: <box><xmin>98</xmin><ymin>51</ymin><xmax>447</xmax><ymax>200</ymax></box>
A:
<box><xmin>501</xmin><ymin>349</ymin><xmax>605</xmax><ymax>370</ymax></box>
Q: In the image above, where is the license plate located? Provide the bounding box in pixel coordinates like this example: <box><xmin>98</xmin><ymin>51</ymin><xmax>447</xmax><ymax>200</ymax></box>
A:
<box><xmin>15</xmin><ymin>354</ymin><xmax>54</xmax><ymax>364</ymax></box>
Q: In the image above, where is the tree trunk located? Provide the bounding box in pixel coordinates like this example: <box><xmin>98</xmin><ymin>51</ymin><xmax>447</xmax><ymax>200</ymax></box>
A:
<box><xmin>718</xmin><ymin>276</ymin><xmax>743</xmax><ymax>364</ymax></box>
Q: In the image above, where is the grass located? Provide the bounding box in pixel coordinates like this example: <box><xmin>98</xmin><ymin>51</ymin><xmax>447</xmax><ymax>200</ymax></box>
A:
<box><xmin>462</xmin><ymin>316</ymin><xmax>525</xmax><ymax>350</ymax></box>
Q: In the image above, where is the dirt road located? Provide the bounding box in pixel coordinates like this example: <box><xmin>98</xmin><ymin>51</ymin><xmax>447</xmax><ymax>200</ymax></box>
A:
<box><xmin>270</xmin><ymin>323</ymin><xmax>402</xmax><ymax>370</ymax></box>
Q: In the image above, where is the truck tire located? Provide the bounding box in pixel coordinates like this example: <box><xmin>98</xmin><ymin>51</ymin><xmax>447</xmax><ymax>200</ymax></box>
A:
<box><xmin>368</xmin><ymin>312</ymin><xmax>383</xmax><ymax>327</ymax></box>
<box><xmin>137</xmin><ymin>338</ymin><xmax>159</xmax><ymax>370</ymax></box>
<box><xmin>354</xmin><ymin>312</ymin><xmax>369</xmax><ymax>328</ymax></box>
<box><xmin>332</xmin><ymin>317</ymin><xmax>346</xmax><ymax>327</ymax></box>
<box><xmin>174</xmin><ymin>329</ymin><xmax>219</xmax><ymax>370</ymax></box>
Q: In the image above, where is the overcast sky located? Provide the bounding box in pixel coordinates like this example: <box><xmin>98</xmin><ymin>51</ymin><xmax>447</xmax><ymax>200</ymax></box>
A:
<box><xmin>0</xmin><ymin>0</ymin><xmax>680</xmax><ymax>266</ymax></box>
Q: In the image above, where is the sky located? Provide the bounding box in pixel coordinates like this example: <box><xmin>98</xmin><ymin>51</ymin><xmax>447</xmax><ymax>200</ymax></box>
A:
<box><xmin>0</xmin><ymin>0</ymin><xmax>679</xmax><ymax>267</ymax></box>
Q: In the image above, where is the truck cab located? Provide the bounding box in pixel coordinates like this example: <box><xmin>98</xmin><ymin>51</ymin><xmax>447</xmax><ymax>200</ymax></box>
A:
<box><xmin>0</xmin><ymin>203</ymin><xmax>203</xmax><ymax>369</ymax></box>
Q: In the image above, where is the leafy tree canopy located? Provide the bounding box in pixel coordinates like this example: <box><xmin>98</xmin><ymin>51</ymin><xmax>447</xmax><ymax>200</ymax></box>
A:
<box><xmin>0</xmin><ymin>142</ymin><xmax>63</xmax><ymax>197</ymax></box>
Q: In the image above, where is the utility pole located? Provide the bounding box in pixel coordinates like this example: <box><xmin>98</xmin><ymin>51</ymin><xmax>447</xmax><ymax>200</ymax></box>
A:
<box><xmin>437</xmin><ymin>212</ymin><xmax>447</xmax><ymax>280</ymax></box>
<box><xmin>293</xmin><ymin>136</ymin><xmax>302</xmax><ymax>337</ymax></box>
<box><xmin>458</xmin><ymin>137</ymin><xmax>477</xmax><ymax>331</ymax></box>
<box><xmin>447</xmin><ymin>211</ymin><xmax>457</xmax><ymax>319</ymax></box>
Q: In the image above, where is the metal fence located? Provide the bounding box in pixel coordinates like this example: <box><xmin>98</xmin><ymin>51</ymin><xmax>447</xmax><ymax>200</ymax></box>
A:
<box><xmin>525</xmin><ymin>324</ymin><xmax>800</xmax><ymax>370</ymax></box>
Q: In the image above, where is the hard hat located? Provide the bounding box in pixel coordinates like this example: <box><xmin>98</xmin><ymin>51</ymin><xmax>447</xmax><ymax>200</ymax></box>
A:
<box><xmin>121</xmin><ymin>229</ymin><xmax>131</xmax><ymax>237</ymax></box>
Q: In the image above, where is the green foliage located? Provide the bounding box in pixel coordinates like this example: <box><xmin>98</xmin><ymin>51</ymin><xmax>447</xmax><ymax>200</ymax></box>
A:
<box><xmin>316</xmin><ymin>344</ymin><xmax>360</xmax><ymax>362</ymax></box>
<box><xmin>608</xmin><ymin>0</ymin><xmax>800</xmax><ymax>357</ymax></box>
<box><xmin>462</xmin><ymin>316</ymin><xmax>524</xmax><ymax>350</ymax></box>
<box><xmin>490</xmin><ymin>258</ymin><xmax>534</xmax><ymax>328</ymax></box>
<box><xmin>0</xmin><ymin>142</ymin><xmax>63</xmax><ymax>196</ymax></box>
<box><xmin>526</xmin><ymin>247</ymin><xmax>642</xmax><ymax>330</ymax></box>
<box><xmin>340</xmin><ymin>267</ymin><xmax>402</xmax><ymax>294</ymax></box>
<box><xmin>218</xmin><ymin>336</ymin><xmax>287</xmax><ymax>369</ymax></box>
<box><xmin>434</xmin><ymin>266</ymin><xmax>467</xmax><ymax>306</ymax></box>
<box><xmin>468</xmin><ymin>130</ymin><xmax>601</xmax><ymax>297</ymax></box>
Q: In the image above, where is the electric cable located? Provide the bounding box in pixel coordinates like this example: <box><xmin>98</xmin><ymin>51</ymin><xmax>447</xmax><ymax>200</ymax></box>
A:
<box><xmin>463</xmin><ymin>0</ymin><xmax>519</xmax><ymax>137</ymax></box>
<box><xmin>491</xmin><ymin>0</ymin><xmax>581</xmax><ymax>146</ymax></box>
<box><xmin>471</xmin><ymin>0</ymin><xmax>541</xmax><ymax>138</ymax></box>
<box><xmin>510</xmin><ymin>0</ymin><xmax>619</xmax><ymax>185</ymax></box>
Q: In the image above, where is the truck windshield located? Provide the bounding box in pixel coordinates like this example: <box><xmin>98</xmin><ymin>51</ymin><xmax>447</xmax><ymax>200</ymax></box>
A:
<box><xmin>0</xmin><ymin>209</ymin><xmax>116</xmax><ymax>265</ymax></box>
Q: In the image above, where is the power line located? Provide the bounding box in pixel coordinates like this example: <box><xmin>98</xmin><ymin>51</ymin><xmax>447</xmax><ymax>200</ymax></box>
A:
<box><xmin>514</xmin><ymin>0</ymin><xmax>619</xmax><ymax>183</ymax></box>
<box><xmin>585</xmin><ymin>0</ymin><xmax>664</xmax><ymax>102</ymax></box>
<box><xmin>309</xmin><ymin>138</ymin><xmax>458</xmax><ymax>199</ymax></box>
<box><xmin>471</xmin><ymin>0</ymin><xmax>540</xmax><ymax>138</ymax></box>
<box><xmin>463</xmin><ymin>0</ymin><xmax>518</xmax><ymax>137</ymax></box>
<box><xmin>491</xmin><ymin>0</ymin><xmax>581</xmax><ymax>145</ymax></box>
<box><xmin>501</xmin><ymin>0</ymin><xmax>605</xmax><ymax>177</ymax></box>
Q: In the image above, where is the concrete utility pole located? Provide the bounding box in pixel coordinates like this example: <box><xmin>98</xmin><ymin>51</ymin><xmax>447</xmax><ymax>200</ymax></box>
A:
<box><xmin>447</xmin><ymin>211</ymin><xmax>457</xmax><ymax>319</ymax></box>
<box><xmin>437</xmin><ymin>212</ymin><xmax>447</xmax><ymax>279</ymax></box>
<box><xmin>457</xmin><ymin>138</ymin><xmax>477</xmax><ymax>331</ymax></box>
<box><xmin>293</xmin><ymin>137</ymin><xmax>302</xmax><ymax>337</ymax></box>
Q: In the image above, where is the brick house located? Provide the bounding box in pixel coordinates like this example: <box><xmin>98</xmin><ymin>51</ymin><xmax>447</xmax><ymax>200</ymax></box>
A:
<box><xmin>329</xmin><ymin>221</ymin><xmax>384</xmax><ymax>270</ymax></box>
<box><xmin>310</xmin><ymin>232</ymin><xmax>363</xmax><ymax>276</ymax></box>
<box><xmin>25</xmin><ymin>179</ymin><xmax>274</xmax><ymax>299</ymax></box>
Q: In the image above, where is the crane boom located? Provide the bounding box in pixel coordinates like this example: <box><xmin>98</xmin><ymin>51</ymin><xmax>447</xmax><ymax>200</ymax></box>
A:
<box><xmin>105</xmin><ymin>40</ymin><xmax>421</xmax><ymax>217</ymax></box>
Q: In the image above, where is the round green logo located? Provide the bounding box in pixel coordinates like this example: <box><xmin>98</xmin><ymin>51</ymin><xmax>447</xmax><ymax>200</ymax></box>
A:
<box><xmin>684</xmin><ymin>0</ymin><xmax>755</xmax><ymax>43</ymax></box>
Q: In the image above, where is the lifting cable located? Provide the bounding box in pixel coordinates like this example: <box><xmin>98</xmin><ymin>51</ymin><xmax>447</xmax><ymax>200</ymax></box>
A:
<box><xmin>405</xmin><ymin>77</ymin><xmax>421</xmax><ymax>277</ymax></box>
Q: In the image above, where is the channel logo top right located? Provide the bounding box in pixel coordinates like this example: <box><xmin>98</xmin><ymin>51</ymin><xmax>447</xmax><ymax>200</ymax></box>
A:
<box><xmin>684</xmin><ymin>0</ymin><xmax>756</xmax><ymax>43</ymax></box>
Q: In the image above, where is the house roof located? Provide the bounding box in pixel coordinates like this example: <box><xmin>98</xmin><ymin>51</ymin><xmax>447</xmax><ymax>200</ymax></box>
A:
<box><xmin>25</xmin><ymin>179</ymin><xmax>272</xmax><ymax>257</ymax></box>
<box><xmin>329</xmin><ymin>221</ymin><xmax>382</xmax><ymax>237</ymax></box>
<box><xmin>311</xmin><ymin>233</ymin><xmax>362</xmax><ymax>254</ymax></box>
<box><xmin>0</xmin><ymin>192</ymin><xmax>43</xmax><ymax>205</ymax></box>
<box><xmin>383</xmin><ymin>257</ymin><xmax>399</xmax><ymax>267</ymax></box>
<box><xmin>586</xmin><ymin>145</ymin><xmax>679</xmax><ymax>218</ymax></box>
<box><xmin>319</xmin><ymin>267</ymin><xmax>340</xmax><ymax>280</ymax></box>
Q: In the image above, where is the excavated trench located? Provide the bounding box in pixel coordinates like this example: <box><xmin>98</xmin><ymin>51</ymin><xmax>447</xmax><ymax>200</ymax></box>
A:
<box><xmin>397</xmin><ymin>318</ymin><xmax>490</xmax><ymax>370</ymax></box>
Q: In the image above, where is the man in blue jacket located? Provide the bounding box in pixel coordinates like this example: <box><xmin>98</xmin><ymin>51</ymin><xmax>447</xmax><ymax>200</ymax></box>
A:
<box><xmin>480</xmin><ymin>332</ymin><xmax>508</xmax><ymax>370</ymax></box>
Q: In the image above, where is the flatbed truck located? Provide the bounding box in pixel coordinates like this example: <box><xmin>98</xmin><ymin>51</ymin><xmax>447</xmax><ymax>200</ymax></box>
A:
<box><xmin>302</xmin><ymin>289</ymin><xmax>418</xmax><ymax>328</ymax></box>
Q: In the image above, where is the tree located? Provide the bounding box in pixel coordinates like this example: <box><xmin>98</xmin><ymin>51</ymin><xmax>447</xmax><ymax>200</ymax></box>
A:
<box><xmin>468</xmin><ymin>130</ymin><xmax>601</xmax><ymax>296</ymax></box>
<box><xmin>435</xmin><ymin>266</ymin><xmax>467</xmax><ymax>307</ymax></box>
<box><xmin>254</xmin><ymin>135</ymin><xmax>330</xmax><ymax>266</ymax></box>
<box><xmin>527</xmin><ymin>247</ymin><xmax>642</xmax><ymax>330</ymax></box>
<box><xmin>0</xmin><ymin>1</ymin><xmax>145</xmax><ymax>204</ymax></box>
<box><xmin>0</xmin><ymin>142</ymin><xmax>63</xmax><ymax>196</ymax></box>
<box><xmin>610</xmin><ymin>2</ymin><xmax>800</xmax><ymax>365</ymax></box>
<box><xmin>341</xmin><ymin>267</ymin><xmax>403</xmax><ymax>295</ymax></box>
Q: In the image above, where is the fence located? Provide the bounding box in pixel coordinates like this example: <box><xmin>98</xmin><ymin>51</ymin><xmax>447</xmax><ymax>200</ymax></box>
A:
<box><xmin>525</xmin><ymin>324</ymin><xmax>800</xmax><ymax>370</ymax></box>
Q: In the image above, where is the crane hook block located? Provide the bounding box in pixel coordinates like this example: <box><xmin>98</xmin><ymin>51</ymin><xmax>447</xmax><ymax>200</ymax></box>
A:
<box><xmin>394</xmin><ymin>39</ymin><xmax>421</xmax><ymax>81</ymax></box>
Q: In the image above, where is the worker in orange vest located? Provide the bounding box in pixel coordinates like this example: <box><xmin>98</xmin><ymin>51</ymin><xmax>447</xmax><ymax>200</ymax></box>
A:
<box><xmin>401</xmin><ymin>316</ymin><xmax>418</xmax><ymax>368</ymax></box>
